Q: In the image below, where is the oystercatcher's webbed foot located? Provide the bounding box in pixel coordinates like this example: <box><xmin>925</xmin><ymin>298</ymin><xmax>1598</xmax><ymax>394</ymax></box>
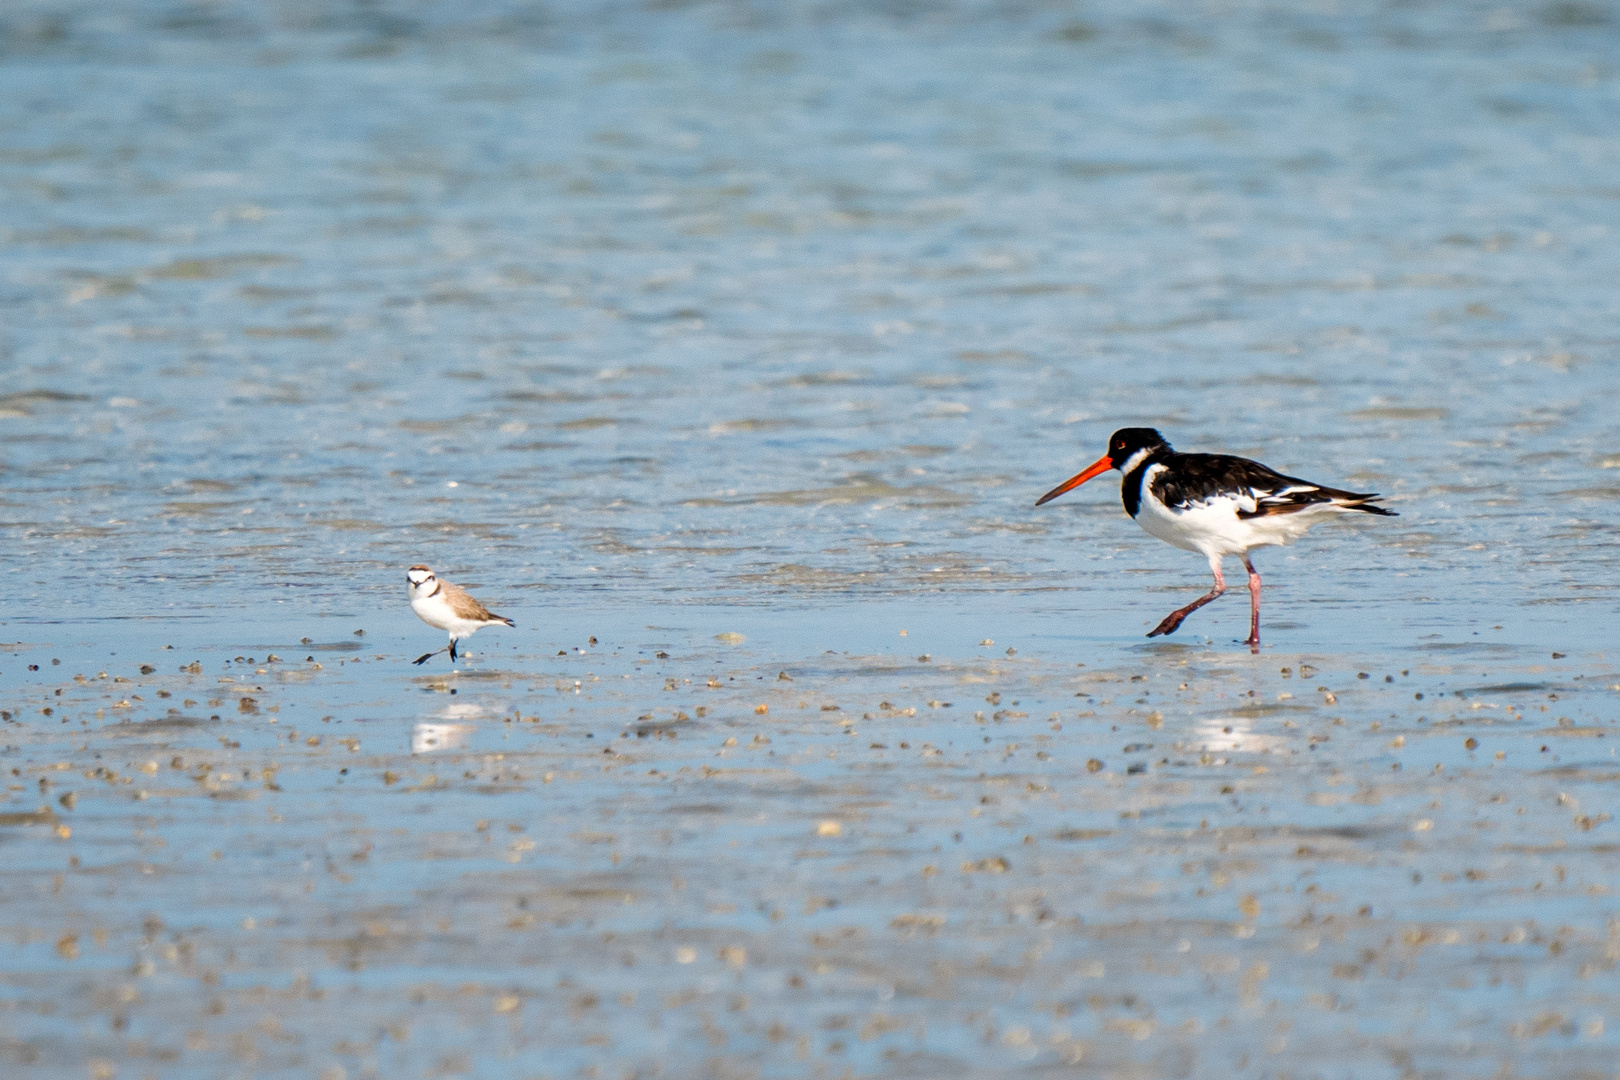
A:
<box><xmin>1148</xmin><ymin>608</ymin><xmax>1190</xmax><ymax>637</ymax></box>
<box><xmin>1148</xmin><ymin>595</ymin><xmax>1216</xmax><ymax>637</ymax></box>
<box><xmin>1147</xmin><ymin>566</ymin><xmax>1226</xmax><ymax>639</ymax></box>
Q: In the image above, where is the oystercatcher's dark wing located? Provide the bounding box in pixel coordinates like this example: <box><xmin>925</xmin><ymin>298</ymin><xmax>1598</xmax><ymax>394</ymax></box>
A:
<box><xmin>1150</xmin><ymin>454</ymin><xmax>1293</xmax><ymax>508</ymax></box>
<box><xmin>1152</xmin><ymin>454</ymin><xmax>1395</xmax><ymax>517</ymax></box>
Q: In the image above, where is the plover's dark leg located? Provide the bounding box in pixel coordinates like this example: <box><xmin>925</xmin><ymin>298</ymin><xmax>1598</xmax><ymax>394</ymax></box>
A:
<box><xmin>413</xmin><ymin>648</ymin><xmax>444</xmax><ymax>666</ymax></box>
<box><xmin>1242</xmin><ymin>555</ymin><xmax>1262</xmax><ymax>651</ymax></box>
<box><xmin>449</xmin><ymin>638</ymin><xmax>459</xmax><ymax>662</ymax></box>
<box><xmin>1148</xmin><ymin>562</ymin><xmax>1226</xmax><ymax>638</ymax></box>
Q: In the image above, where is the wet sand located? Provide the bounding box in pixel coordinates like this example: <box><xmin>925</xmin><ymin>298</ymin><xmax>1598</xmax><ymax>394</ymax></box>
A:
<box><xmin>3</xmin><ymin>621</ymin><xmax>1618</xmax><ymax>1077</ymax></box>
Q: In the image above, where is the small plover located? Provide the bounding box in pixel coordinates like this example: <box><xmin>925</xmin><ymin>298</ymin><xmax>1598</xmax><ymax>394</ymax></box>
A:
<box><xmin>405</xmin><ymin>565</ymin><xmax>514</xmax><ymax>665</ymax></box>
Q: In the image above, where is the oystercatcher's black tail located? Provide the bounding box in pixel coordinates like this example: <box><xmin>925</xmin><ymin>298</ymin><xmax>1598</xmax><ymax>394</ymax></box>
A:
<box><xmin>1331</xmin><ymin>491</ymin><xmax>1397</xmax><ymax>516</ymax></box>
<box><xmin>1233</xmin><ymin>480</ymin><xmax>1398</xmax><ymax>519</ymax></box>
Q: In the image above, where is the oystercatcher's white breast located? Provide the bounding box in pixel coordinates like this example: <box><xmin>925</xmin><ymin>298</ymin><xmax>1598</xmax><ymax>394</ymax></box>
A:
<box><xmin>1132</xmin><ymin>464</ymin><xmax>1324</xmax><ymax>558</ymax></box>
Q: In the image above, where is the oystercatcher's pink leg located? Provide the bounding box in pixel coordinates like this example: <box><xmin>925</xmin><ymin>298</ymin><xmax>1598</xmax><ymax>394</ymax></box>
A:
<box><xmin>1148</xmin><ymin>560</ymin><xmax>1225</xmax><ymax>638</ymax></box>
<box><xmin>1242</xmin><ymin>555</ymin><xmax>1261</xmax><ymax>652</ymax></box>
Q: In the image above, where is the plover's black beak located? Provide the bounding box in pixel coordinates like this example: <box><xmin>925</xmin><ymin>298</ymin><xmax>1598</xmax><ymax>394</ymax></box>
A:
<box><xmin>1035</xmin><ymin>454</ymin><xmax>1113</xmax><ymax>506</ymax></box>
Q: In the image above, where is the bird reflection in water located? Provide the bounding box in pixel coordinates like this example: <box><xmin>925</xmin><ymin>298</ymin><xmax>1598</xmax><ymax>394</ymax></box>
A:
<box><xmin>412</xmin><ymin>722</ymin><xmax>474</xmax><ymax>754</ymax></box>
<box><xmin>1188</xmin><ymin>716</ymin><xmax>1293</xmax><ymax>757</ymax></box>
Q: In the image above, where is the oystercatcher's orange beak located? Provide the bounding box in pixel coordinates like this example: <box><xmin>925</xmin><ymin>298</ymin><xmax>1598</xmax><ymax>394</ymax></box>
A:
<box><xmin>1035</xmin><ymin>454</ymin><xmax>1113</xmax><ymax>506</ymax></box>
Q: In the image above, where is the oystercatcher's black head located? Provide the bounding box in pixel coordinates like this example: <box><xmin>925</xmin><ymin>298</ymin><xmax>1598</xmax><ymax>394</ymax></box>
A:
<box><xmin>1103</xmin><ymin>428</ymin><xmax>1171</xmax><ymax>469</ymax></box>
<box><xmin>1035</xmin><ymin>428</ymin><xmax>1172</xmax><ymax>506</ymax></box>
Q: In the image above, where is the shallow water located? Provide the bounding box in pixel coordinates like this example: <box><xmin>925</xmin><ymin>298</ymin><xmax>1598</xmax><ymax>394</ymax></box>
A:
<box><xmin>2</xmin><ymin>2</ymin><xmax>1619</xmax><ymax>1077</ymax></box>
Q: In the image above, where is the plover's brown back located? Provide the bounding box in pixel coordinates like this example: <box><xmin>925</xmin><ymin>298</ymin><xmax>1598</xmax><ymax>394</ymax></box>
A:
<box><xmin>440</xmin><ymin>581</ymin><xmax>513</xmax><ymax>626</ymax></box>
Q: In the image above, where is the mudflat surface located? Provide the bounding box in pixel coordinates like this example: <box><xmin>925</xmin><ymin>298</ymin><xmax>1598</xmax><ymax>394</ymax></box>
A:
<box><xmin>2</xmin><ymin>2</ymin><xmax>1618</xmax><ymax>1077</ymax></box>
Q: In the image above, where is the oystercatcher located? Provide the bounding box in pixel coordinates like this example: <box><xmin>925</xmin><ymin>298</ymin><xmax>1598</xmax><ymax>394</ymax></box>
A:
<box><xmin>1035</xmin><ymin>428</ymin><xmax>1395</xmax><ymax>649</ymax></box>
